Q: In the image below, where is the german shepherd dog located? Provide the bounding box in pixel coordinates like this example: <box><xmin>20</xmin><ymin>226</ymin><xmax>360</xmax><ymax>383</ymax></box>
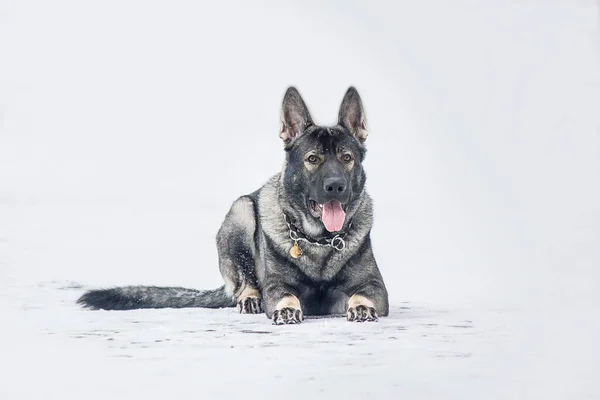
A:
<box><xmin>77</xmin><ymin>87</ymin><xmax>389</xmax><ymax>324</ymax></box>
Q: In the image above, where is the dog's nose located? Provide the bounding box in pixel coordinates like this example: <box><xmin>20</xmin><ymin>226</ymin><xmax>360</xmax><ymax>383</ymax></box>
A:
<box><xmin>323</xmin><ymin>177</ymin><xmax>347</xmax><ymax>195</ymax></box>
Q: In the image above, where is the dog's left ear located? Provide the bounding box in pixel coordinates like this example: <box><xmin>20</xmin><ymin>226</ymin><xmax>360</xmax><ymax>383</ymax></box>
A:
<box><xmin>338</xmin><ymin>87</ymin><xmax>368</xmax><ymax>143</ymax></box>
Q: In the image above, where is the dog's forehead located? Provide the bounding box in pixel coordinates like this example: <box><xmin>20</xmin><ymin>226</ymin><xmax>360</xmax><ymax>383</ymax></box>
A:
<box><xmin>297</xmin><ymin>126</ymin><xmax>358</xmax><ymax>153</ymax></box>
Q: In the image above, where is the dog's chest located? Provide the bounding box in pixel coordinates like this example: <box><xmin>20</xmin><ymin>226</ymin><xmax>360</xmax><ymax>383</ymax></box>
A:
<box><xmin>292</xmin><ymin>245</ymin><xmax>346</xmax><ymax>281</ymax></box>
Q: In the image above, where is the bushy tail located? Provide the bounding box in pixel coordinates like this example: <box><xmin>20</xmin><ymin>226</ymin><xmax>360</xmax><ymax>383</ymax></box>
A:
<box><xmin>76</xmin><ymin>285</ymin><xmax>235</xmax><ymax>310</ymax></box>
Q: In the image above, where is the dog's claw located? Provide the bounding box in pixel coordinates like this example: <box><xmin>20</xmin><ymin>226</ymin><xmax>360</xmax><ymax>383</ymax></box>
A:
<box><xmin>237</xmin><ymin>297</ymin><xmax>262</xmax><ymax>314</ymax></box>
<box><xmin>272</xmin><ymin>307</ymin><xmax>303</xmax><ymax>325</ymax></box>
<box><xmin>347</xmin><ymin>305</ymin><xmax>378</xmax><ymax>322</ymax></box>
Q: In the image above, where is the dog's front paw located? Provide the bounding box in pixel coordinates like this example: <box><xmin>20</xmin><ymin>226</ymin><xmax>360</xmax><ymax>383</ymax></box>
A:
<box><xmin>271</xmin><ymin>294</ymin><xmax>303</xmax><ymax>325</ymax></box>
<box><xmin>347</xmin><ymin>294</ymin><xmax>379</xmax><ymax>322</ymax></box>
<box><xmin>347</xmin><ymin>305</ymin><xmax>378</xmax><ymax>322</ymax></box>
<box><xmin>237</xmin><ymin>296</ymin><xmax>262</xmax><ymax>314</ymax></box>
<box><xmin>272</xmin><ymin>307</ymin><xmax>303</xmax><ymax>325</ymax></box>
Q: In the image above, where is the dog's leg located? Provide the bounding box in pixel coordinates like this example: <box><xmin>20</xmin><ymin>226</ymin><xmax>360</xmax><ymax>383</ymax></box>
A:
<box><xmin>346</xmin><ymin>280</ymin><xmax>389</xmax><ymax>322</ymax></box>
<box><xmin>345</xmin><ymin>272</ymin><xmax>389</xmax><ymax>322</ymax></box>
<box><xmin>216</xmin><ymin>196</ymin><xmax>263</xmax><ymax>315</ymax></box>
<box><xmin>271</xmin><ymin>294</ymin><xmax>303</xmax><ymax>325</ymax></box>
<box><xmin>340</xmin><ymin>242</ymin><xmax>389</xmax><ymax>321</ymax></box>
<box><xmin>262</xmin><ymin>276</ymin><xmax>304</xmax><ymax>324</ymax></box>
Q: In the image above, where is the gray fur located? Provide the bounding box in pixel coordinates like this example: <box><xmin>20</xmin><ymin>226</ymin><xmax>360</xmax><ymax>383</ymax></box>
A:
<box><xmin>77</xmin><ymin>285</ymin><xmax>235</xmax><ymax>310</ymax></box>
<box><xmin>77</xmin><ymin>86</ymin><xmax>389</xmax><ymax>324</ymax></box>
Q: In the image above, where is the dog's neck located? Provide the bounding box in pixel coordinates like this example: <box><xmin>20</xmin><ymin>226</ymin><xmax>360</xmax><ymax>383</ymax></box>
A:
<box><xmin>283</xmin><ymin>213</ymin><xmax>352</xmax><ymax>244</ymax></box>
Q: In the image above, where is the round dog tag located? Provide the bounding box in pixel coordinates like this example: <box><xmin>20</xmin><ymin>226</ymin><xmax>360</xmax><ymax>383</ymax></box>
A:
<box><xmin>290</xmin><ymin>242</ymin><xmax>302</xmax><ymax>258</ymax></box>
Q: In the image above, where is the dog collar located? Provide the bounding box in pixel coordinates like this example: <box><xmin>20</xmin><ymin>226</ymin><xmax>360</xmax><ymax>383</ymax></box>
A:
<box><xmin>283</xmin><ymin>214</ymin><xmax>351</xmax><ymax>258</ymax></box>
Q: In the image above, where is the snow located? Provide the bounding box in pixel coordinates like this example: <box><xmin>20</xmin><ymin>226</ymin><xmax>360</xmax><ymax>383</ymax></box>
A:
<box><xmin>1</xmin><ymin>0</ymin><xmax>599</xmax><ymax>399</ymax></box>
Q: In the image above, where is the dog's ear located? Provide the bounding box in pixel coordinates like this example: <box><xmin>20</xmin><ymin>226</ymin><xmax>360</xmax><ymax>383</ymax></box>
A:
<box><xmin>338</xmin><ymin>87</ymin><xmax>368</xmax><ymax>143</ymax></box>
<box><xmin>279</xmin><ymin>87</ymin><xmax>313</xmax><ymax>147</ymax></box>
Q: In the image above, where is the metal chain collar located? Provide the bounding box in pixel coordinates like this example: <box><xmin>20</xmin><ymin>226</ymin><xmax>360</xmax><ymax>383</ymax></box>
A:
<box><xmin>284</xmin><ymin>214</ymin><xmax>349</xmax><ymax>251</ymax></box>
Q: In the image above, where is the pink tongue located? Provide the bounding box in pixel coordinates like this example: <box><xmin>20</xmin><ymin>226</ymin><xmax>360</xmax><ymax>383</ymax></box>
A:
<box><xmin>321</xmin><ymin>200</ymin><xmax>346</xmax><ymax>232</ymax></box>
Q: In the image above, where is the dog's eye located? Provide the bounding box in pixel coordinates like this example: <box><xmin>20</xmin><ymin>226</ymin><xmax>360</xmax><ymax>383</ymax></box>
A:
<box><xmin>341</xmin><ymin>154</ymin><xmax>353</xmax><ymax>163</ymax></box>
<box><xmin>307</xmin><ymin>155</ymin><xmax>319</xmax><ymax>164</ymax></box>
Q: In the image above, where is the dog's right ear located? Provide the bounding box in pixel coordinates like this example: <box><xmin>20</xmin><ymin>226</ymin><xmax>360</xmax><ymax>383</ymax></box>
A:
<box><xmin>279</xmin><ymin>87</ymin><xmax>313</xmax><ymax>147</ymax></box>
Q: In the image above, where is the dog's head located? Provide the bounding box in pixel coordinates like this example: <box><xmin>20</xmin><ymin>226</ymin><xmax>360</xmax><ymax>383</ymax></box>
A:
<box><xmin>279</xmin><ymin>87</ymin><xmax>369</xmax><ymax>236</ymax></box>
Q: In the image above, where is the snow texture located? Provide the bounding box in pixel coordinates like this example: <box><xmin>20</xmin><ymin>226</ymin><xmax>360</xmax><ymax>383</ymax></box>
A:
<box><xmin>1</xmin><ymin>1</ymin><xmax>599</xmax><ymax>399</ymax></box>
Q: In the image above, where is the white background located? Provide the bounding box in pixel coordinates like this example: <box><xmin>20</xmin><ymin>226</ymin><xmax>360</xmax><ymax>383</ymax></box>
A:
<box><xmin>1</xmin><ymin>1</ymin><xmax>598</xmax><ymax>399</ymax></box>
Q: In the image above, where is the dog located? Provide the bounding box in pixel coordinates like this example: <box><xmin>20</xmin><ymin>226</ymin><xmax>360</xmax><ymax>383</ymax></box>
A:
<box><xmin>77</xmin><ymin>87</ymin><xmax>389</xmax><ymax>324</ymax></box>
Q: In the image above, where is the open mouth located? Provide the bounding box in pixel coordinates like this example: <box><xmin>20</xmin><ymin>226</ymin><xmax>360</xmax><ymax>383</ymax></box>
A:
<box><xmin>308</xmin><ymin>199</ymin><xmax>347</xmax><ymax>232</ymax></box>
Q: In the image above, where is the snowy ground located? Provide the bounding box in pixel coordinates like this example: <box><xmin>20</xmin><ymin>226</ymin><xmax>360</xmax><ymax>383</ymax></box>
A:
<box><xmin>1</xmin><ymin>277</ymin><xmax>598</xmax><ymax>399</ymax></box>
<box><xmin>1</xmin><ymin>0</ymin><xmax>599</xmax><ymax>399</ymax></box>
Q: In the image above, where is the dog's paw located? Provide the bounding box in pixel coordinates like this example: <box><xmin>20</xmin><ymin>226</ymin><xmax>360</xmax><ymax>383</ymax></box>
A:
<box><xmin>237</xmin><ymin>296</ymin><xmax>262</xmax><ymax>314</ymax></box>
<box><xmin>347</xmin><ymin>305</ymin><xmax>378</xmax><ymax>322</ymax></box>
<box><xmin>272</xmin><ymin>307</ymin><xmax>303</xmax><ymax>325</ymax></box>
